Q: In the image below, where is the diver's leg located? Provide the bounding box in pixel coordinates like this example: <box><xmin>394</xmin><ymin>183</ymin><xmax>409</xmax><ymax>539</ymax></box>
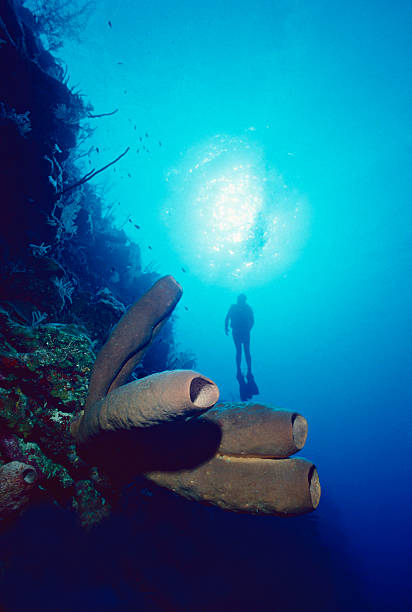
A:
<box><xmin>233</xmin><ymin>335</ymin><xmax>242</xmax><ymax>375</ymax></box>
<box><xmin>244</xmin><ymin>336</ymin><xmax>252</xmax><ymax>376</ymax></box>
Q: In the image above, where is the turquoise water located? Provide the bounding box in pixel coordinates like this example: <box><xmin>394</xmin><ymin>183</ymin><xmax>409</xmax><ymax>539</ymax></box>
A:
<box><xmin>28</xmin><ymin>0</ymin><xmax>412</xmax><ymax>609</ymax></box>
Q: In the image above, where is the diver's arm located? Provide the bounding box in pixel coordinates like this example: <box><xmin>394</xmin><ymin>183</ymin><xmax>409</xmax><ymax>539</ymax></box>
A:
<box><xmin>249</xmin><ymin>306</ymin><xmax>255</xmax><ymax>330</ymax></box>
<box><xmin>225</xmin><ymin>308</ymin><xmax>232</xmax><ymax>335</ymax></box>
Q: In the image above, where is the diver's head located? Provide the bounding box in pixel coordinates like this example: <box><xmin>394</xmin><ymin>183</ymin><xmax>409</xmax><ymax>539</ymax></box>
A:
<box><xmin>237</xmin><ymin>293</ymin><xmax>247</xmax><ymax>305</ymax></box>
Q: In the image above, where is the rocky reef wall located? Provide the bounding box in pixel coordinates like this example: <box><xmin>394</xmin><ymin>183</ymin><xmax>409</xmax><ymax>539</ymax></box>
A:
<box><xmin>0</xmin><ymin>0</ymin><xmax>193</xmax><ymax>528</ymax></box>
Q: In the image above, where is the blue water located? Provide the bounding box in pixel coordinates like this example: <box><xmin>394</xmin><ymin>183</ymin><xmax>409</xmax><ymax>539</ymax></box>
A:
<box><xmin>14</xmin><ymin>0</ymin><xmax>412</xmax><ymax>609</ymax></box>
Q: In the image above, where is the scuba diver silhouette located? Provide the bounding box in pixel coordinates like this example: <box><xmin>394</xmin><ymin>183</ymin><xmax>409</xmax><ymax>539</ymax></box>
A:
<box><xmin>225</xmin><ymin>294</ymin><xmax>259</xmax><ymax>400</ymax></box>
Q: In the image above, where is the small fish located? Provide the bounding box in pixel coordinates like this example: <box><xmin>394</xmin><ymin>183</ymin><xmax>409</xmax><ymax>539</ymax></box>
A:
<box><xmin>134</xmin><ymin>224</ymin><xmax>140</xmax><ymax>230</ymax></box>
<box><xmin>96</xmin><ymin>146</ymin><xmax>99</xmax><ymax>153</ymax></box>
<box><xmin>159</xmin><ymin>141</ymin><xmax>162</xmax><ymax>146</ymax></box>
<box><xmin>117</xmin><ymin>61</ymin><xmax>123</xmax><ymax>65</ymax></box>
<box><xmin>128</xmin><ymin>173</ymin><xmax>132</xmax><ymax>178</ymax></box>
<box><xmin>134</xmin><ymin>125</ymin><xmax>136</xmax><ymax>130</ymax></box>
<box><xmin>136</xmin><ymin>149</ymin><xmax>140</xmax><ymax>153</ymax></box>
<box><xmin>128</xmin><ymin>218</ymin><xmax>133</xmax><ymax>223</ymax></box>
<box><xmin>145</xmin><ymin>132</ymin><xmax>149</xmax><ymax>138</ymax></box>
<box><xmin>184</xmin><ymin>306</ymin><xmax>189</xmax><ymax>311</ymax></box>
<box><xmin>89</xmin><ymin>159</ymin><xmax>92</xmax><ymax>164</ymax></box>
<box><xmin>139</xmin><ymin>136</ymin><xmax>142</xmax><ymax>141</ymax></box>
<box><xmin>181</xmin><ymin>267</ymin><xmax>187</xmax><ymax>273</ymax></box>
<box><xmin>148</xmin><ymin>245</ymin><xmax>152</xmax><ymax>250</ymax></box>
<box><xmin>108</xmin><ymin>21</ymin><xmax>112</xmax><ymax>28</ymax></box>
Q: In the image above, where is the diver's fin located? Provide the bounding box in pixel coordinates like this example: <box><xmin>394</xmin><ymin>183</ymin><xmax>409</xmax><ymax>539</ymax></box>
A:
<box><xmin>237</xmin><ymin>372</ymin><xmax>253</xmax><ymax>400</ymax></box>
<box><xmin>246</xmin><ymin>373</ymin><xmax>259</xmax><ymax>396</ymax></box>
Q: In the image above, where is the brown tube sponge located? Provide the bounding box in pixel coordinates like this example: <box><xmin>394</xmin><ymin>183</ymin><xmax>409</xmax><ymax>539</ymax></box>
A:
<box><xmin>199</xmin><ymin>402</ymin><xmax>308</xmax><ymax>458</ymax></box>
<box><xmin>70</xmin><ymin>274</ymin><xmax>321</xmax><ymax>517</ymax></box>
<box><xmin>0</xmin><ymin>461</ymin><xmax>38</xmax><ymax>519</ymax></box>
<box><xmin>146</xmin><ymin>456</ymin><xmax>320</xmax><ymax>516</ymax></box>
<box><xmin>86</xmin><ymin>275</ymin><xmax>183</xmax><ymax>409</ymax></box>
<box><xmin>73</xmin><ymin>370</ymin><xmax>220</xmax><ymax>444</ymax></box>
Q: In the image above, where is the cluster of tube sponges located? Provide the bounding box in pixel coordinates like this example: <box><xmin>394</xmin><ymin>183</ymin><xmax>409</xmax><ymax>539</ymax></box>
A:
<box><xmin>71</xmin><ymin>276</ymin><xmax>320</xmax><ymax>517</ymax></box>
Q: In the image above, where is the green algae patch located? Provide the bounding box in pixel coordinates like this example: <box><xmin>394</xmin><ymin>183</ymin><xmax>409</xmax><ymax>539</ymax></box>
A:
<box><xmin>19</xmin><ymin>440</ymin><xmax>74</xmax><ymax>489</ymax></box>
<box><xmin>0</xmin><ymin>387</ymin><xmax>35</xmax><ymax>437</ymax></box>
<box><xmin>0</xmin><ymin>308</ymin><xmax>115</xmax><ymax>527</ymax></box>
<box><xmin>0</xmin><ymin>307</ymin><xmax>94</xmax><ymax>411</ymax></box>
<box><xmin>73</xmin><ymin>479</ymin><xmax>112</xmax><ymax>530</ymax></box>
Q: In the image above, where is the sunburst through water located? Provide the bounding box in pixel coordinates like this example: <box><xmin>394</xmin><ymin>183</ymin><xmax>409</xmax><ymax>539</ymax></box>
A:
<box><xmin>164</xmin><ymin>134</ymin><xmax>310</xmax><ymax>288</ymax></box>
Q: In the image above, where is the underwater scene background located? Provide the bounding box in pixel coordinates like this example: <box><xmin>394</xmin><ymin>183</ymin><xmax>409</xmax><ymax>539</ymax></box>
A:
<box><xmin>0</xmin><ymin>0</ymin><xmax>411</xmax><ymax>610</ymax></box>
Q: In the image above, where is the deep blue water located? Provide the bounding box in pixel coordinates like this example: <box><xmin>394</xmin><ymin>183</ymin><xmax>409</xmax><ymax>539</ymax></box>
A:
<box><xmin>2</xmin><ymin>0</ymin><xmax>411</xmax><ymax>610</ymax></box>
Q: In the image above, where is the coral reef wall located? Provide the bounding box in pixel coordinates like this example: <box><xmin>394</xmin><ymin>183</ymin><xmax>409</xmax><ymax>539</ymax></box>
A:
<box><xmin>1</xmin><ymin>0</ymin><xmax>76</xmax><ymax>255</ymax></box>
<box><xmin>0</xmin><ymin>0</ymin><xmax>193</xmax><ymax>528</ymax></box>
